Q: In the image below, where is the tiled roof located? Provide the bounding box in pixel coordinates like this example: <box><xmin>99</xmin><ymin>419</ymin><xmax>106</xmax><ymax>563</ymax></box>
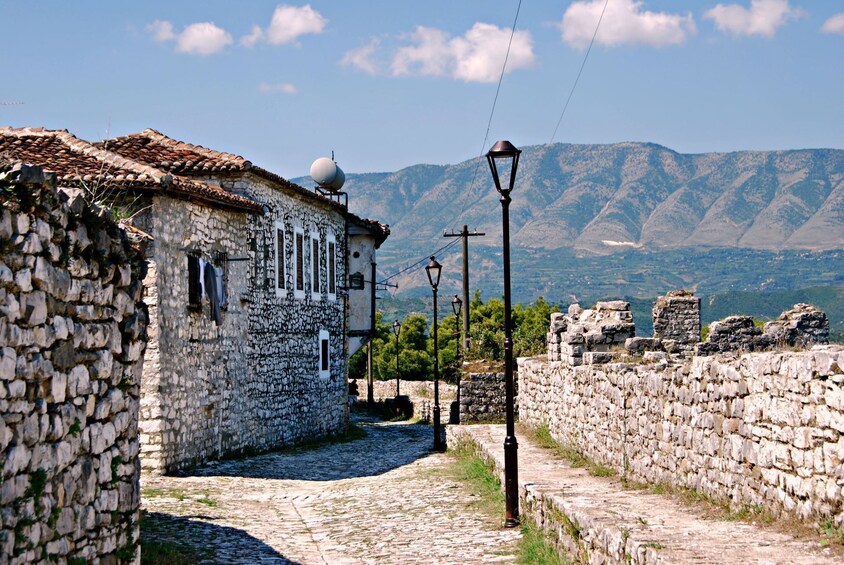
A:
<box><xmin>0</xmin><ymin>127</ymin><xmax>262</xmax><ymax>213</ymax></box>
<box><xmin>98</xmin><ymin>129</ymin><xmax>343</xmax><ymax>209</ymax></box>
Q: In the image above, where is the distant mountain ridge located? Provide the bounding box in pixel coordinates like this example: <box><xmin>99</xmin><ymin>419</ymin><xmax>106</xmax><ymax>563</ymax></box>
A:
<box><xmin>295</xmin><ymin>142</ymin><xmax>844</xmax><ymax>254</ymax></box>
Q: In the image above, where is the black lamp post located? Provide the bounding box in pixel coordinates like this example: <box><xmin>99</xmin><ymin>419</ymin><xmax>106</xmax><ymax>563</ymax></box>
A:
<box><xmin>425</xmin><ymin>256</ymin><xmax>444</xmax><ymax>451</ymax></box>
<box><xmin>486</xmin><ymin>139</ymin><xmax>521</xmax><ymax>528</ymax></box>
<box><xmin>392</xmin><ymin>320</ymin><xmax>401</xmax><ymax>398</ymax></box>
<box><xmin>452</xmin><ymin>294</ymin><xmax>463</xmax><ymax>422</ymax></box>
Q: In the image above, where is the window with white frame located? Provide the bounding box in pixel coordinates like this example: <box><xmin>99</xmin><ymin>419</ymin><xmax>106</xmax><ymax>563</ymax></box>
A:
<box><xmin>318</xmin><ymin>329</ymin><xmax>330</xmax><ymax>378</ymax></box>
<box><xmin>327</xmin><ymin>233</ymin><xmax>337</xmax><ymax>300</ymax></box>
<box><xmin>274</xmin><ymin>220</ymin><xmax>286</xmax><ymax>298</ymax></box>
<box><xmin>310</xmin><ymin>230</ymin><xmax>321</xmax><ymax>300</ymax></box>
<box><xmin>294</xmin><ymin>226</ymin><xmax>305</xmax><ymax>299</ymax></box>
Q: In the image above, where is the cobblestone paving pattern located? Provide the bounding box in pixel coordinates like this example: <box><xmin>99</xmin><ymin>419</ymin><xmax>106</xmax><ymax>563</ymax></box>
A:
<box><xmin>141</xmin><ymin>415</ymin><xmax>520</xmax><ymax>564</ymax></box>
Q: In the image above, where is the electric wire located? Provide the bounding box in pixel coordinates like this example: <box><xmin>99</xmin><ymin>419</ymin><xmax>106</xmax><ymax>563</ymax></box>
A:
<box><xmin>451</xmin><ymin>0</ymin><xmax>523</xmax><ymax>227</ymax></box>
<box><xmin>378</xmin><ymin>237</ymin><xmax>461</xmax><ymax>285</ymax></box>
<box><xmin>549</xmin><ymin>0</ymin><xmax>609</xmax><ymax>144</ymax></box>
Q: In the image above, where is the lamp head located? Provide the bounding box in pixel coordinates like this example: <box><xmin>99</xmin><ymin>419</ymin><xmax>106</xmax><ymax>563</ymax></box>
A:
<box><xmin>452</xmin><ymin>294</ymin><xmax>463</xmax><ymax>317</ymax></box>
<box><xmin>486</xmin><ymin>140</ymin><xmax>521</xmax><ymax>195</ymax></box>
<box><xmin>425</xmin><ymin>256</ymin><xmax>442</xmax><ymax>290</ymax></box>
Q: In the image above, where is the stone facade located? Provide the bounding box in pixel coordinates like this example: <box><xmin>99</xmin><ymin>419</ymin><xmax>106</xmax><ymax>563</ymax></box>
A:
<box><xmin>1</xmin><ymin>165</ymin><xmax>148</xmax><ymax>563</ymax></box>
<box><xmin>136</xmin><ymin>196</ymin><xmax>253</xmax><ymax>473</ymax></box>
<box><xmin>519</xmin><ymin>347</ymin><xmax>844</xmax><ymax>526</ymax></box>
<box><xmin>458</xmin><ymin>372</ymin><xmax>515</xmax><ymax>423</ymax></box>
<box><xmin>652</xmin><ymin>289</ymin><xmax>700</xmax><ymax>352</ymax></box>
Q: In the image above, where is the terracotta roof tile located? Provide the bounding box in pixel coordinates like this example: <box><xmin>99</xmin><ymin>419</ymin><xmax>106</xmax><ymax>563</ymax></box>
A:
<box><xmin>0</xmin><ymin>127</ymin><xmax>261</xmax><ymax>213</ymax></box>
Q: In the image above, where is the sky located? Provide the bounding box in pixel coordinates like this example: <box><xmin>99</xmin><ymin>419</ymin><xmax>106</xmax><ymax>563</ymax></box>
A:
<box><xmin>1</xmin><ymin>0</ymin><xmax>843</xmax><ymax>178</ymax></box>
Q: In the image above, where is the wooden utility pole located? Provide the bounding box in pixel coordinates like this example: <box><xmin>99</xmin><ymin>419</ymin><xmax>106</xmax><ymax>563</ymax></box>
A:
<box><xmin>443</xmin><ymin>225</ymin><xmax>485</xmax><ymax>352</ymax></box>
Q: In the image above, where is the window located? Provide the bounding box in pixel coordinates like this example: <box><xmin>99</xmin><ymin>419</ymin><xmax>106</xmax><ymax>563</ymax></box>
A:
<box><xmin>274</xmin><ymin>220</ymin><xmax>286</xmax><ymax>298</ymax></box>
<box><xmin>187</xmin><ymin>253</ymin><xmax>201</xmax><ymax>310</ymax></box>
<box><xmin>294</xmin><ymin>227</ymin><xmax>305</xmax><ymax>299</ymax></box>
<box><xmin>327</xmin><ymin>233</ymin><xmax>337</xmax><ymax>300</ymax></box>
<box><xmin>310</xmin><ymin>230</ymin><xmax>321</xmax><ymax>301</ymax></box>
<box><xmin>318</xmin><ymin>330</ymin><xmax>330</xmax><ymax>378</ymax></box>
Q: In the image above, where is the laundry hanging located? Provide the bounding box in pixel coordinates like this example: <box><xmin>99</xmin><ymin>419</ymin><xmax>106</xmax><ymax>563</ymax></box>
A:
<box><xmin>203</xmin><ymin>260</ymin><xmax>223</xmax><ymax>326</ymax></box>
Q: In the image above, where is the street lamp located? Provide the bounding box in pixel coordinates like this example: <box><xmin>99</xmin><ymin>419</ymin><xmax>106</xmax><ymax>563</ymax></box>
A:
<box><xmin>425</xmin><ymin>256</ymin><xmax>444</xmax><ymax>451</ymax></box>
<box><xmin>392</xmin><ymin>320</ymin><xmax>401</xmax><ymax>398</ymax></box>
<box><xmin>486</xmin><ymin>139</ymin><xmax>521</xmax><ymax>528</ymax></box>
<box><xmin>452</xmin><ymin>294</ymin><xmax>463</xmax><ymax>424</ymax></box>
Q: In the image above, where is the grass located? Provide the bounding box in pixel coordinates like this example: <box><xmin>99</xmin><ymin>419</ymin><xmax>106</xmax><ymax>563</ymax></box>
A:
<box><xmin>517</xmin><ymin>522</ymin><xmax>568</xmax><ymax>565</ymax></box>
<box><xmin>820</xmin><ymin>519</ymin><xmax>844</xmax><ymax>547</ymax></box>
<box><xmin>446</xmin><ymin>441</ymin><xmax>569</xmax><ymax>564</ymax></box>
<box><xmin>529</xmin><ymin>424</ymin><xmax>617</xmax><ymax>478</ymax></box>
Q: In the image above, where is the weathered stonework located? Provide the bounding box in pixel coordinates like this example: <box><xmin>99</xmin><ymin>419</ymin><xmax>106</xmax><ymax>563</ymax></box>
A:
<box><xmin>547</xmin><ymin>301</ymin><xmax>635</xmax><ymax>365</ymax></box>
<box><xmin>519</xmin><ymin>347</ymin><xmax>844</xmax><ymax>527</ymax></box>
<box><xmin>652</xmin><ymin>289</ymin><xmax>700</xmax><ymax>353</ymax></box>
<box><xmin>458</xmin><ymin>372</ymin><xmax>516</xmax><ymax>423</ymax></box>
<box><xmin>1</xmin><ymin>165</ymin><xmax>147</xmax><ymax>563</ymax></box>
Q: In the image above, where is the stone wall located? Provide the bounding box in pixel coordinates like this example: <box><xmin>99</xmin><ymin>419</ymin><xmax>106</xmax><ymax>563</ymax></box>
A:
<box><xmin>137</xmin><ymin>196</ymin><xmax>251</xmax><ymax>474</ymax></box>
<box><xmin>547</xmin><ymin>301</ymin><xmax>635</xmax><ymax>365</ymax></box>
<box><xmin>459</xmin><ymin>372</ymin><xmax>515</xmax><ymax>423</ymax></box>
<box><xmin>1</xmin><ymin>164</ymin><xmax>147</xmax><ymax>562</ymax></box>
<box><xmin>652</xmin><ymin>289</ymin><xmax>700</xmax><ymax>352</ymax></box>
<box><xmin>518</xmin><ymin>347</ymin><xmax>844</xmax><ymax>526</ymax></box>
<box><xmin>225</xmin><ymin>174</ymin><xmax>349</xmax><ymax>450</ymax></box>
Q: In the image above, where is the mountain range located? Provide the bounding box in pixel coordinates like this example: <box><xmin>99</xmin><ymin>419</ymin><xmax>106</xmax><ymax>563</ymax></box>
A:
<box><xmin>293</xmin><ymin>142</ymin><xmax>844</xmax><ymax>299</ymax></box>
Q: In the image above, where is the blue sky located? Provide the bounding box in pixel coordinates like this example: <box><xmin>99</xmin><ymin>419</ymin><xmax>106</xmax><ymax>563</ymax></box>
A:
<box><xmin>1</xmin><ymin>1</ymin><xmax>843</xmax><ymax>178</ymax></box>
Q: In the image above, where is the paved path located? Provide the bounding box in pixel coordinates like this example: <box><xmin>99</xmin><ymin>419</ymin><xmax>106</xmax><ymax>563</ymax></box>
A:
<box><xmin>140</xmin><ymin>416</ymin><xmax>520</xmax><ymax>564</ymax></box>
<box><xmin>452</xmin><ymin>425</ymin><xmax>843</xmax><ymax>565</ymax></box>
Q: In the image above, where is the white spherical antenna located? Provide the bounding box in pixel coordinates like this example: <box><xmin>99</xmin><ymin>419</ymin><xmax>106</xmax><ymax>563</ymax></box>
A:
<box><xmin>310</xmin><ymin>157</ymin><xmax>346</xmax><ymax>192</ymax></box>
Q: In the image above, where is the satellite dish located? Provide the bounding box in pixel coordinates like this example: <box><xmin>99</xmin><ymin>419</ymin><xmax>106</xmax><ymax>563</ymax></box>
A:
<box><xmin>310</xmin><ymin>157</ymin><xmax>345</xmax><ymax>191</ymax></box>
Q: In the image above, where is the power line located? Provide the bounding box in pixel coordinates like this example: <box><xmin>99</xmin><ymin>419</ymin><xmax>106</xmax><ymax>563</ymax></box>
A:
<box><xmin>549</xmin><ymin>0</ymin><xmax>609</xmax><ymax>144</ymax></box>
<box><xmin>452</xmin><ymin>0</ymin><xmax>524</xmax><ymax>226</ymax></box>
<box><xmin>378</xmin><ymin>237</ymin><xmax>461</xmax><ymax>285</ymax></box>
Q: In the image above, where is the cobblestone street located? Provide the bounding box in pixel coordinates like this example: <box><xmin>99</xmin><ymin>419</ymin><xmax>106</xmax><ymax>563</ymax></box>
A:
<box><xmin>140</xmin><ymin>414</ymin><xmax>519</xmax><ymax>564</ymax></box>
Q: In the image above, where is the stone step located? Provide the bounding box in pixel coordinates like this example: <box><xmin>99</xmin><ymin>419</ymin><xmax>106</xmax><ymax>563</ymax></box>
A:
<box><xmin>449</xmin><ymin>424</ymin><xmax>841</xmax><ymax>565</ymax></box>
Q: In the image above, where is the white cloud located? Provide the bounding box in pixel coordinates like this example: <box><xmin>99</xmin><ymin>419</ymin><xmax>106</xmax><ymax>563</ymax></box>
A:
<box><xmin>147</xmin><ymin>20</ymin><xmax>175</xmax><ymax>43</ymax></box>
<box><xmin>561</xmin><ymin>0</ymin><xmax>695</xmax><ymax>49</ymax></box>
<box><xmin>176</xmin><ymin>22</ymin><xmax>233</xmax><ymax>55</ymax></box>
<box><xmin>240</xmin><ymin>25</ymin><xmax>264</xmax><ymax>47</ymax></box>
<box><xmin>259</xmin><ymin>82</ymin><xmax>298</xmax><ymax>94</ymax></box>
<box><xmin>249</xmin><ymin>4</ymin><xmax>327</xmax><ymax>46</ymax></box>
<box><xmin>821</xmin><ymin>13</ymin><xmax>844</xmax><ymax>35</ymax></box>
<box><xmin>704</xmin><ymin>0</ymin><xmax>803</xmax><ymax>37</ymax></box>
<box><xmin>390</xmin><ymin>23</ymin><xmax>534</xmax><ymax>83</ymax></box>
<box><xmin>148</xmin><ymin>20</ymin><xmax>232</xmax><ymax>55</ymax></box>
<box><xmin>340</xmin><ymin>39</ymin><xmax>380</xmax><ymax>75</ymax></box>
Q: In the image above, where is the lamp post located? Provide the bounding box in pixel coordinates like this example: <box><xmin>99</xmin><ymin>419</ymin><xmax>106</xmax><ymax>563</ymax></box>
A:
<box><xmin>392</xmin><ymin>320</ymin><xmax>401</xmax><ymax>398</ymax></box>
<box><xmin>425</xmin><ymin>256</ymin><xmax>444</xmax><ymax>451</ymax></box>
<box><xmin>486</xmin><ymin>139</ymin><xmax>521</xmax><ymax>528</ymax></box>
<box><xmin>452</xmin><ymin>294</ymin><xmax>463</xmax><ymax>423</ymax></box>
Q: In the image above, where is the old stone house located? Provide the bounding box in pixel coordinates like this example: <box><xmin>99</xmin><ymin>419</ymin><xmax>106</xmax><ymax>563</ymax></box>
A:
<box><xmin>0</xmin><ymin>127</ymin><xmax>388</xmax><ymax>474</ymax></box>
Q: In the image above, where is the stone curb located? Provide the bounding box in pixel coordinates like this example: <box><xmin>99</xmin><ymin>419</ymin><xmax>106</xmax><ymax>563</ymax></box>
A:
<box><xmin>450</xmin><ymin>424</ymin><xmax>840</xmax><ymax>565</ymax></box>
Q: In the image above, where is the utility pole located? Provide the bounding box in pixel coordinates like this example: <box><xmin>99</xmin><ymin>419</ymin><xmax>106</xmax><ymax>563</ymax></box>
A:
<box><xmin>443</xmin><ymin>225</ymin><xmax>485</xmax><ymax>352</ymax></box>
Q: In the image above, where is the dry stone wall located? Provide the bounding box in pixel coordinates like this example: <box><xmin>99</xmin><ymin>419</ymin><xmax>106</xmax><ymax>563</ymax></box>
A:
<box><xmin>1</xmin><ymin>164</ymin><xmax>147</xmax><ymax>563</ymax></box>
<box><xmin>458</xmin><ymin>372</ymin><xmax>515</xmax><ymax>423</ymax></box>
<box><xmin>519</xmin><ymin>347</ymin><xmax>844</xmax><ymax>526</ymax></box>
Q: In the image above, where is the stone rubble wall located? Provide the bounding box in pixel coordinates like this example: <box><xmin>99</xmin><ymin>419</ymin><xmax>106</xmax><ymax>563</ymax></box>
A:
<box><xmin>137</xmin><ymin>196</ymin><xmax>251</xmax><ymax>474</ymax></box>
<box><xmin>1</xmin><ymin>164</ymin><xmax>148</xmax><ymax>563</ymax></box>
<box><xmin>224</xmin><ymin>174</ymin><xmax>349</xmax><ymax>451</ymax></box>
<box><xmin>652</xmin><ymin>289</ymin><xmax>700</xmax><ymax>352</ymax></box>
<box><xmin>519</xmin><ymin>347</ymin><xmax>844</xmax><ymax>526</ymax></box>
<box><xmin>458</xmin><ymin>372</ymin><xmax>516</xmax><ymax>423</ymax></box>
<box><xmin>547</xmin><ymin>301</ymin><xmax>635</xmax><ymax>365</ymax></box>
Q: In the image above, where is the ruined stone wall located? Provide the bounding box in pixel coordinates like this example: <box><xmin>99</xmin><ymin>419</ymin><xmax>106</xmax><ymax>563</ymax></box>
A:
<box><xmin>459</xmin><ymin>372</ymin><xmax>516</xmax><ymax>423</ymax></box>
<box><xmin>1</xmin><ymin>165</ymin><xmax>147</xmax><ymax>562</ymax></box>
<box><xmin>223</xmin><ymin>174</ymin><xmax>348</xmax><ymax>449</ymax></box>
<box><xmin>519</xmin><ymin>348</ymin><xmax>844</xmax><ymax>526</ymax></box>
<box><xmin>139</xmin><ymin>196</ymin><xmax>251</xmax><ymax>474</ymax></box>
